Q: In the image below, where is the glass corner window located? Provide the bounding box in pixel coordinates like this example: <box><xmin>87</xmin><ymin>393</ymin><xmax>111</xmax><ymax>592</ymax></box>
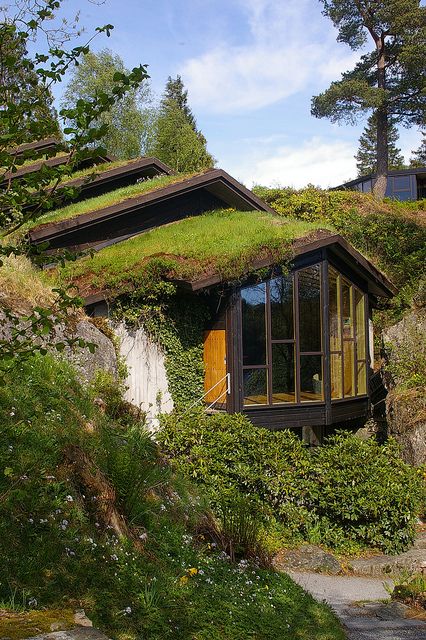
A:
<box><xmin>328</xmin><ymin>267</ymin><xmax>368</xmax><ymax>399</ymax></box>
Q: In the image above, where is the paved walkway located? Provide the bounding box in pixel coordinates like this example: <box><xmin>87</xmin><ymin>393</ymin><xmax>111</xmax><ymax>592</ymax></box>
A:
<box><xmin>289</xmin><ymin>571</ymin><xmax>426</xmax><ymax>640</ymax></box>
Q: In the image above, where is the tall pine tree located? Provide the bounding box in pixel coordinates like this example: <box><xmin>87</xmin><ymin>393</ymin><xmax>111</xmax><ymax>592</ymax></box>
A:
<box><xmin>148</xmin><ymin>75</ymin><xmax>214</xmax><ymax>173</ymax></box>
<box><xmin>312</xmin><ymin>1</ymin><xmax>426</xmax><ymax>198</ymax></box>
<box><xmin>356</xmin><ymin>114</ymin><xmax>405</xmax><ymax>176</ymax></box>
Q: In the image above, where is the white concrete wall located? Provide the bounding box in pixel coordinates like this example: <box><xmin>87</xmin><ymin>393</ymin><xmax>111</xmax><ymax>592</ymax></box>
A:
<box><xmin>113</xmin><ymin>322</ymin><xmax>173</xmax><ymax>431</ymax></box>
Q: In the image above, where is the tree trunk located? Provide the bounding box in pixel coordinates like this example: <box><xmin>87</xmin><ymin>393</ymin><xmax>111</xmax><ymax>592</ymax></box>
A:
<box><xmin>372</xmin><ymin>37</ymin><xmax>389</xmax><ymax>199</ymax></box>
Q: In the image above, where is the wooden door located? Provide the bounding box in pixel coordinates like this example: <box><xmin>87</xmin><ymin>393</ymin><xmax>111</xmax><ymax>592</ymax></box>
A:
<box><xmin>203</xmin><ymin>328</ymin><xmax>227</xmax><ymax>406</ymax></box>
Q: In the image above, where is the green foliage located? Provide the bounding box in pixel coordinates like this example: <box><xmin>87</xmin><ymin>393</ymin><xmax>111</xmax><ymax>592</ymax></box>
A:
<box><xmin>392</xmin><ymin>572</ymin><xmax>426</xmax><ymax>610</ymax></box>
<box><xmin>307</xmin><ymin>434</ymin><xmax>424</xmax><ymax>553</ymax></box>
<box><xmin>0</xmin><ymin>354</ymin><xmax>344</xmax><ymax>640</ymax></box>
<box><xmin>62</xmin><ymin>48</ymin><xmax>153</xmax><ymax>159</ymax></box>
<box><xmin>115</xmin><ymin>294</ymin><xmax>210</xmax><ymax>407</ymax></box>
<box><xmin>356</xmin><ymin>113</ymin><xmax>405</xmax><ymax>176</ymax></box>
<box><xmin>159</xmin><ymin>411</ymin><xmax>425</xmax><ymax>554</ymax></box>
<box><xmin>0</xmin><ymin>23</ymin><xmax>60</xmax><ymax>140</ymax></box>
<box><xmin>0</xmin><ymin>1</ymin><xmax>148</xmax><ymax>368</ymax></box>
<box><xmin>147</xmin><ymin>75</ymin><xmax>215</xmax><ymax>172</ymax></box>
<box><xmin>384</xmin><ymin>313</ymin><xmax>426</xmax><ymax>390</ymax></box>
<box><xmin>30</xmin><ymin>172</ymin><xmax>195</xmax><ymax>230</ymax></box>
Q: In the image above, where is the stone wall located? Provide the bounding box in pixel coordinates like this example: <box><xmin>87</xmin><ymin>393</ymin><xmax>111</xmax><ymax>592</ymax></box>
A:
<box><xmin>113</xmin><ymin>322</ymin><xmax>173</xmax><ymax>431</ymax></box>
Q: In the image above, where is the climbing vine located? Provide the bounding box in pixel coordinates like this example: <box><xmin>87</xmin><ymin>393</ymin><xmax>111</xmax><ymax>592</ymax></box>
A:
<box><xmin>112</xmin><ymin>289</ymin><xmax>210</xmax><ymax>408</ymax></box>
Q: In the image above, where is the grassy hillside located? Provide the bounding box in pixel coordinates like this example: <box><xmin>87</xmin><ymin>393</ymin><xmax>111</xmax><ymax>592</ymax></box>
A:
<box><xmin>0</xmin><ymin>354</ymin><xmax>344</xmax><ymax>640</ymax></box>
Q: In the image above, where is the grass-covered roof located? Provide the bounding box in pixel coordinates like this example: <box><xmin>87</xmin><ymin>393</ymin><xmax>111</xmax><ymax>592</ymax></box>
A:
<box><xmin>30</xmin><ymin>171</ymin><xmax>199</xmax><ymax>231</ymax></box>
<box><xmin>58</xmin><ymin>209</ymin><xmax>332</xmax><ymax>299</ymax></box>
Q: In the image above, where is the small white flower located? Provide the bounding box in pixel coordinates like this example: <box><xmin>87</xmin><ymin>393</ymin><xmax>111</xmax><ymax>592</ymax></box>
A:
<box><xmin>65</xmin><ymin>495</ymin><xmax>74</xmax><ymax>502</ymax></box>
<box><xmin>124</xmin><ymin>606</ymin><xmax>132</xmax><ymax>614</ymax></box>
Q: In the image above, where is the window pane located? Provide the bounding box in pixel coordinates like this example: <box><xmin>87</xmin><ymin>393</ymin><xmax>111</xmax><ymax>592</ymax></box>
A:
<box><xmin>355</xmin><ymin>289</ymin><xmax>366</xmax><ymax>361</ymax></box>
<box><xmin>331</xmin><ymin>353</ymin><xmax>343</xmax><ymax>399</ymax></box>
<box><xmin>357</xmin><ymin>361</ymin><xmax>367</xmax><ymax>395</ymax></box>
<box><xmin>300</xmin><ymin>355</ymin><xmax>323</xmax><ymax>402</ymax></box>
<box><xmin>329</xmin><ymin>267</ymin><xmax>341</xmax><ymax>351</ymax></box>
<box><xmin>393</xmin><ymin>175</ymin><xmax>410</xmax><ymax>191</ymax></box>
<box><xmin>298</xmin><ymin>265</ymin><xmax>322</xmax><ymax>352</ymax></box>
<box><xmin>243</xmin><ymin>368</ymin><xmax>268</xmax><ymax>406</ymax></box>
<box><xmin>270</xmin><ymin>275</ymin><xmax>293</xmax><ymax>340</ymax></box>
<box><xmin>272</xmin><ymin>344</ymin><xmax>295</xmax><ymax>403</ymax></box>
<box><xmin>342</xmin><ymin>280</ymin><xmax>354</xmax><ymax>339</ymax></box>
<box><xmin>242</xmin><ymin>283</ymin><xmax>266</xmax><ymax>366</ymax></box>
<box><xmin>343</xmin><ymin>341</ymin><xmax>355</xmax><ymax>397</ymax></box>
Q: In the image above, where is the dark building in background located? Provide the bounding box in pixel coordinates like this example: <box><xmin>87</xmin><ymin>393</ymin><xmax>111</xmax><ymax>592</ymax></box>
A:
<box><xmin>334</xmin><ymin>167</ymin><xmax>426</xmax><ymax>201</ymax></box>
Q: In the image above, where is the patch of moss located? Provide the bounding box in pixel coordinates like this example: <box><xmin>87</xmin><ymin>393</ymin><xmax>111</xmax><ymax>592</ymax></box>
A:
<box><xmin>0</xmin><ymin>608</ymin><xmax>75</xmax><ymax>639</ymax></box>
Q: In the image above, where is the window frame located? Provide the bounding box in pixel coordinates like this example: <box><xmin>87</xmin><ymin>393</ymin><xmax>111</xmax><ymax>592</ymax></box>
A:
<box><xmin>237</xmin><ymin>257</ymin><xmax>369</xmax><ymax>412</ymax></box>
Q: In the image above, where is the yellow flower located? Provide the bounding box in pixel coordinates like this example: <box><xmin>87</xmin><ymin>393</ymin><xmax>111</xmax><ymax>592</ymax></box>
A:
<box><xmin>179</xmin><ymin>575</ymin><xmax>189</xmax><ymax>585</ymax></box>
<box><xmin>188</xmin><ymin>567</ymin><xmax>198</xmax><ymax>576</ymax></box>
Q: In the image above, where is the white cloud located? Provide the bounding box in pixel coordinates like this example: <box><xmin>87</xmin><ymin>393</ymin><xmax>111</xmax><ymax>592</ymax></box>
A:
<box><xmin>179</xmin><ymin>0</ymin><xmax>359</xmax><ymax>114</ymax></box>
<box><xmin>224</xmin><ymin>137</ymin><xmax>358</xmax><ymax>189</ymax></box>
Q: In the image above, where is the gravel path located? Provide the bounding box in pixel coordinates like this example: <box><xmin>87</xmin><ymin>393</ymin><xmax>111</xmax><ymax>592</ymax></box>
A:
<box><xmin>289</xmin><ymin>571</ymin><xmax>426</xmax><ymax>640</ymax></box>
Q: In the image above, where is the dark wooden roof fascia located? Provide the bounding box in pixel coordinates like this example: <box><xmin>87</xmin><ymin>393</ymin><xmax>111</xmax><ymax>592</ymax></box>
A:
<box><xmin>9</xmin><ymin>137</ymin><xmax>62</xmax><ymax>157</ymax></box>
<box><xmin>59</xmin><ymin>157</ymin><xmax>173</xmax><ymax>192</ymax></box>
<box><xmin>29</xmin><ymin>169</ymin><xmax>276</xmax><ymax>244</ymax></box>
<box><xmin>1</xmin><ymin>151</ymin><xmax>114</xmax><ymax>184</ymax></box>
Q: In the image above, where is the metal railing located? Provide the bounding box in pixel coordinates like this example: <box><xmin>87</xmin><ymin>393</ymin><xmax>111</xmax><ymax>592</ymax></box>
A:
<box><xmin>180</xmin><ymin>372</ymin><xmax>231</xmax><ymax>418</ymax></box>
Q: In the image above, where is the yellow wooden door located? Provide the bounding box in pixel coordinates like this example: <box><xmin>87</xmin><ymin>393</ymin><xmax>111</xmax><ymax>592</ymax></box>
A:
<box><xmin>203</xmin><ymin>328</ymin><xmax>227</xmax><ymax>405</ymax></box>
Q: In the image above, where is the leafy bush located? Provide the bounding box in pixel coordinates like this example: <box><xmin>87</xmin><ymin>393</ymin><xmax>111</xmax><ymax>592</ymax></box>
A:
<box><xmin>159</xmin><ymin>411</ymin><xmax>425</xmax><ymax>553</ymax></box>
<box><xmin>306</xmin><ymin>434</ymin><xmax>424</xmax><ymax>553</ymax></box>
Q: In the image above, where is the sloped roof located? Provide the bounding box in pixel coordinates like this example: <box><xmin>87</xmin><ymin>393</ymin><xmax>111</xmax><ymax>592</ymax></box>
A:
<box><xmin>8</xmin><ymin>137</ymin><xmax>62</xmax><ymax>158</ymax></box>
<box><xmin>55</xmin><ymin>208</ymin><xmax>395</xmax><ymax>306</ymax></box>
<box><xmin>29</xmin><ymin>169</ymin><xmax>276</xmax><ymax>252</ymax></box>
<box><xmin>1</xmin><ymin>150</ymin><xmax>114</xmax><ymax>185</ymax></box>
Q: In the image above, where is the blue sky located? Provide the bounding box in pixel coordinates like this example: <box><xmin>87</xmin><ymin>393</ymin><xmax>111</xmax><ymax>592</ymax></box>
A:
<box><xmin>42</xmin><ymin>0</ymin><xmax>423</xmax><ymax>187</ymax></box>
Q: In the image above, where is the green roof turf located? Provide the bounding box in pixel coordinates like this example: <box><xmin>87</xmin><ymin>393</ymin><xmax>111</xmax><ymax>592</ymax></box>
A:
<box><xmin>30</xmin><ymin>171</ymin><xmax>198</xmax><ymax>230</ymax></box>
<box><xmin>58</xmin><ymin>209</ymin><xmax>332</xmax><ymax>298</ymax></box>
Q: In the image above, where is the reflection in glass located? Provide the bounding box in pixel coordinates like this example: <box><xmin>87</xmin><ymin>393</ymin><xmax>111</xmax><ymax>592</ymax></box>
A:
<box><xmin>298</xmin><ymin>265</ymin><xmax>321</xmax><ymax>352</ymax></box>
<box><xmin>355</xmin><ymin>289</ymin><xmax>366</xmax><ymax>361</ymax></box>
<box><xmin>357</xmin><ymin>361</ymin><xmax>367</xmax><ymax>395</ymax></box>
<box><xmin>342</xmin><ymin>280</ymin><xmax>353</xmax><ymax>339</ymax></box>
<box><xmin>243</xmin><ymin>368</ymin><xmax>268</xmax><ymax>405</ymax></box>
<box><xmin>331</xmin><ymin>352</ymin><xmax>343</xmax><ymax>399</ymax></box>
<box><xmin>272</xmin><ymin>344</ymin><xmax>295</xmax><ymax>403</ymax></box>
<box><xmin>329</xmin><ymin>267</ymin><xmax>341</xmax><ymax>351</ymax></box>
<box><xmin>241</xmin><ymin>283</ymin><xmax>266</xmax><ymax>366</ymax></box>
<box><xmin>270</xmin><ymin>275</ymin><xmax>293</xmax><ymax>340</ymax></box>
<box><xmin>343</xmin><ymin>341</ymin><xmax>355</xmax><ymax>397</ymax></box>
<box><xmin>300</xmin><ymin>355</ymin><xmax>323</xmax><ymax>402</ymax></box>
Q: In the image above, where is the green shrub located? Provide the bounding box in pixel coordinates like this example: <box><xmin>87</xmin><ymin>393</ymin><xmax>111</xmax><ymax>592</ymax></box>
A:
<box><xmin>159</xmin><ymin>411</ymin><xmax>425</xmax><ymax>553</ymax></box>
<box><xmin>306</xmin><ymin>434</ymin><xmax>424</xmax><ymax>553</ymax></box>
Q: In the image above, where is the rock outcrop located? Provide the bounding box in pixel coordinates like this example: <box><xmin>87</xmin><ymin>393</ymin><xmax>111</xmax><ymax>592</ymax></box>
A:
<box><xmin>383</xmin><ymin>307</ymin><xmax>426</xmax><ymax>466</ymax></box>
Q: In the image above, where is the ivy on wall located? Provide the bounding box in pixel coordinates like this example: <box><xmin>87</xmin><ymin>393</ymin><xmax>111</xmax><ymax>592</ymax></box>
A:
<box><xmin>113</xmin><ymin>288</ymin><xmax>211</xmax><ymax>408</ymax></box>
